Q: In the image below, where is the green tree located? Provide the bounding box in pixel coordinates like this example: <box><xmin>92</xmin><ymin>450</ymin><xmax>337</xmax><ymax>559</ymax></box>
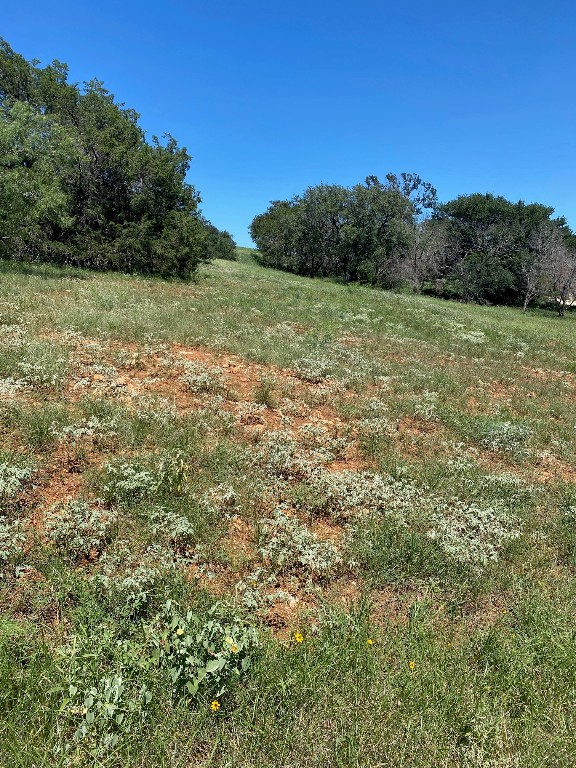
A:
<box><xmin>250</xmin><ymin>200</ymin><xmax>299</xmax><ymax>271</ymax></box>
<box><xmin>0</xmin><ymin>101</ymin><xmax>78</xmax><ymax>261</ymax></box>
<box><xmin>437</xmin><ymin>194</ymin><xmax>570</xmax><ymax>305</ymax></box>
<box><xmin>199</xmin><ymin>217</ymin><xmax>237</xmax><ymax>261</ymax></box>
<box><xmin>0</xmin><ymin>38</ymin><xmax>209</xmax><ymax>279</ymax></box>
<box><xmin>250</xmin><ymin>176</ymin><xmax>417</xmax><ymax>286</ymax></box>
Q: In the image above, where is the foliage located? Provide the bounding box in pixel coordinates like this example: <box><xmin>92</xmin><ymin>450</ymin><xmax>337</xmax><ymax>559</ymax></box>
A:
<box><xmin>0</xmin><ymin>100</ymin><xmax>77</xmax><ymax>262</ymax></box>
<box><xmin>0</xmin><ymin>461</ymin><xmax>32</xmax><ymax>503</ymax></box>
<box><xmin>93</xmin><ymin>546</ymin><xmax>180</xmax><ymax>618</ymax></box>
<box><xmin>102</xmin><ymin>451</ymin><xmax>188</xmax><ymax>505</ymax></box>
<box><xmin>102</xmin><ymin>461</ymin><xmax>158</xmax><ymax>505</ymax></box>
<box><xmin>44</xmin><ymin>499</ymin><xmax>117</xmax><ymax>561</ymax></box>
<box><xmin>147</xmin><ymin>506</ymin><xmax>196</xmax><ymax>550</ymax></box>
<box><xmin>3</xmin><ymin>242</ymin><xmax>576</xmax><ymax>765</ymax></box>
<box><xmin>250</xmin><ymin>176</ymin><xmax>419</xmax><ymax>286</ymax></box>
<box><xmin>148</xmin><ymin>600</ymin><xmax>258</xmax><ymax>699</ymax></box>
<box><xmin>0</xmin><ymin>37</ymin><xmax>232</xmax><ymax>278</ymax></box>
<box><xmin>258</xmin><ymin>506</ymin><xmax>341</xmax><ymax>577</ymax></box>
<box><xmin>66</xmin><ymin>674</ymin><xmax>151</xmax><ymax>754</ymax></box>
<box><xmin>180</xmin><ymin>361</ymin><xmax>225</xmax><ymax>394</ymax></box>
<box><xmin>199</xmin><ymin>216</ymin><xmax>237</xmax><ymax>261</ymax></box>
<box><xmin>0</xmin><ymin>516</ymin><xmax>25</xmax><ymax>570</ymax></box>
<box><xmin>479</xmin><ymin>420</ymin><xmax>532</xmax><ymax>454</ymax></box>
<box><xmin>437</xmin><ymin>193</ymin><xmax>574</xmax><ymax>307</ymax></box>
<box><xmin>251</xmin><ymin>181</ymin><xmax>576</xmax><ymax>312</ymax></box>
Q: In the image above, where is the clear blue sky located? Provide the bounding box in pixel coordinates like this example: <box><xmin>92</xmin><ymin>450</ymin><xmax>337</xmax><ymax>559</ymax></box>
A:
<box><xmin>3</xmin><ymin>1</ymin><xmax>576</xmax><ymax>246</ymax></box>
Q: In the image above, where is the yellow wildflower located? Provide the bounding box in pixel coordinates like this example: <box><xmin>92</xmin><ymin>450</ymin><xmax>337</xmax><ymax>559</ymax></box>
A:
<box><xmin>367</xmin><ymin>639</ymin><xmax>374</xmax><ymax>646</ymax></box>
<box><xmin>294</xmin><ymin>632</ymin><xmax>304</xmax><ymax>643</ymax></box>
<box><xmin>409</xmin><ymin>660</ymin><xmax>415</xmax><ymax>671</ymax></box>
<box><xmin>210</xmin><ymin>700</ymin><xmax>220</xmax><ymax>712</ymax></box>
<box><xmin>176</xmin><ymin>627</ymin><xmax>184</xmax><ymax>636</ymax></box>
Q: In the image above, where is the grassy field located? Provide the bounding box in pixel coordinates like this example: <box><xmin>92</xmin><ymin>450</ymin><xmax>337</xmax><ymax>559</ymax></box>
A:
<box><xmin>1</xmin><ymin>250</ymin><xmax>576</xmax><ymax>767</ymax></box>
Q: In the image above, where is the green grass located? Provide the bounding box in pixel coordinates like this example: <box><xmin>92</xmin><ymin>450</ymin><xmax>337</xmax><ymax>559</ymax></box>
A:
<box><xmin>1</xmin><ymin>251</ymin><xmax>576</xmax><ymax>766</ymax></box>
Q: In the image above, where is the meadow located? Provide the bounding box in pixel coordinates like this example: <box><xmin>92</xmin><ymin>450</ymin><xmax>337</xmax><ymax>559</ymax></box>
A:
<box><xmin>1</xmin><ymin>249</ymin><xmax>576</xmax><ymax>767</ymax></box>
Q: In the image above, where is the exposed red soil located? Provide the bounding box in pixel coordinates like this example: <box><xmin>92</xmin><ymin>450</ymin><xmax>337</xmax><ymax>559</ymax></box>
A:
<box><xmin>522</xmin><ymin>366</ymin><xmax>575</xmax><ymax>384</ymax></box>
<box><xmin>9</xmin><ymin>330</ymin><xmax>574</xmax><ymax>637</ymax></box>
<box><xmin>21</xmin><ymin>443</ymin><xmax>99</xmax><ymax>531</ymax></box>
<box><xmin>531</xmin><ymin>453</ymin><xmax>576</xmax><ymax>484</ymax></box>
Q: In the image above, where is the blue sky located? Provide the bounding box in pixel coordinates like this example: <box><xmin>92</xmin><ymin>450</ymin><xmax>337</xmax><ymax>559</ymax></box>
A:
<box><xmin>3</xmin><ymin>1</ymin><xmax>576</xmax><ymax>246</ymax></box>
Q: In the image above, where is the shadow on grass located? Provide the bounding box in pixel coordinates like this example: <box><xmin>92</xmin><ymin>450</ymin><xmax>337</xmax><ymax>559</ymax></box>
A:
<box><xmin>0</xmin><ymin>259</ymin><xmax>91</xmax><ymax>281</ymax></box>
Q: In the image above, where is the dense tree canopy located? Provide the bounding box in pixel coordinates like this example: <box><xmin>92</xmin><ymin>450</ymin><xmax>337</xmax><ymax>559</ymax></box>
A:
<box><xmin>435</xmin><ymin>194</ymin><xmax>575</xmax><ymax>312</ymax></box>
<box><xmin>251</xmin><ymin>182</ymin><xmax>576</xmax><ymax>314</ymax></box>
<box><xmin>250</xmin><ymin>176</ymin><xmax>423</xmax><ymax>287</ymax></box>
<box><xmin>0</xmin><ymin>38</ymin><xmax>234</xmax><ymax>278</ymax></box>
<box><xmin>199</xmin><ymin>217</ymin><xmax>237</xmax><ymax>261</ymax></box>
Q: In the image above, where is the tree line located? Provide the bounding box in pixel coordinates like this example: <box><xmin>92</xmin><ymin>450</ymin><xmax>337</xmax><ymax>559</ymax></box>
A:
<box><xmin>250</xmin><ymin>175</ymin><xmax>576</xmax><ymax>315</ymax></box>
<box><xmin>0</xmin><ymin>38</ymin><xmax>235</xmax><ymax>279</ymax></box>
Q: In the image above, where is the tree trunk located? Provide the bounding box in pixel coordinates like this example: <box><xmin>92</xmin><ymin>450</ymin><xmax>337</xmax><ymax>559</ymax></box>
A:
<box><xmin>522</xmin><ymin>292</ymin><xmax>531</xmax><ymax>312</ymax></box>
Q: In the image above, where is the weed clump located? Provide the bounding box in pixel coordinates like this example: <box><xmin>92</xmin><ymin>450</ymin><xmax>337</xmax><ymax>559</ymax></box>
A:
<box><xmin>44</xmin><ymin>500</ymin><xmax>117</xmax><ymax>561</ymax></box>
<box><xmin>102</xmin><ymin>451</ymin><xmax>189</xmax><ymax>505</ymax></box>
<box><xmin>258</xmin><ymin>506</ymin><xmax>341</xmax><ymax>577</ymax></box>
<box><xmin>148</xmin><ymin>600</ymin><xmax>259</xmax><ymax>699</ymax></box>
<box><xmin>480</xmin><ymin>420</ymin><xmax>532</xmax><ymax>454</ymax></box>
<box><xmin>0</xmin><ymin>461</ymin><xmax>32</xmax><ymax>504</ymax></box>
<box><xmin>180</xmin><ymin>361</ymin><xmax>225</xmax><ymax>394</ymax></box>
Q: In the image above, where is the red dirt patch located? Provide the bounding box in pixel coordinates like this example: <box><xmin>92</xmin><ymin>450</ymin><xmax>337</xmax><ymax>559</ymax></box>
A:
<box><xmin>531</xmin><ymin>453</ymin><xmax>576</xmax><ymax>484</ymax></box>
<box><xmin>23</xmin><ymin>444</ymin><xmax>96</xmax><ymax>531</ymax></box>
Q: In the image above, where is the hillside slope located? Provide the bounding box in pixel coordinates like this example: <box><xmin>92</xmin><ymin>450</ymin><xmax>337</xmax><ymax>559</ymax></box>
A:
<box><xmin>1</xmin><ymin>253</ymin><xmax>576</xmax><ymax>766</ymax></box>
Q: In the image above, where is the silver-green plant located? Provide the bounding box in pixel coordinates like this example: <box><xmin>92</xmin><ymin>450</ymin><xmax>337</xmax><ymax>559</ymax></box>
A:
<box><xmin>0</xmin><ymin>517</ymin><xmax>25</xmax><ymax>571</ymax></box>
<box><xmin>180</xmin><ymin>361</ymin><xmax>225</xmax><ymax>394</ymax></box>
<box><xmin>481</xmin><ymin>420</ymin><xmax>532</xmax><ymax>454</ymax></box>
<box><xmin>0</xmin><ymin>462</ymin><xmax>32</xmax><ymax>504</ymax></box>
<box><xmin>258</xmin><ymin>506</ymin><xmax>341</xmax><ymax>577</ymax></box>
<box><xmin>44</xmin><ymin>499</ymin><xmax>117</xmax><ymax>561</ymax></box>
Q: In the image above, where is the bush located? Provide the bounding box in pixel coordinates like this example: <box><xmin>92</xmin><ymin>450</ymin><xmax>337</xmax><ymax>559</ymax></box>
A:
<box><xmin>0</xmin><ymin>461</ymin><xmax>32</xmax><ymax>503</ymax></box>
<box><xmin>258</xmin><ymin>506</ymin><xmax>341</xmax><ymax>577</ymax></box>
<box><xmin>102</xmin><ymin>451</ymin><xmax>188</xmax><ymax>506</ymax></box>
<box><xmin>44</xmin><ymin>500</ymin><xmax>117</xmax><ymax>561</ymax></box>
<box><xmin>0</xmin><ymin>517</ymin><xmax>25</xmax><ymax>571</ymax></box>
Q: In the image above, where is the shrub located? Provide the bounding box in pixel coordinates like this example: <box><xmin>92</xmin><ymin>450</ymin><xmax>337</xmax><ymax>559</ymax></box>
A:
<box><xmin>480</xmin><ymin>420</ymin><xmax>532</xmax><ymax>454</ymax></box>
<box><xmin>296</xmin><ymin>423</ymin><xmax>348</xmax><ymax>461</ymax></box>
<box><xmin>253</xmin><ymin>430</ymin><xmax>315</xmax><ymax>480</ymax></box>
<box><xmin>180</xmin><ymin>362</ymin><xmax>225</xmax><ymax>394</ymax></box>
<box><xmin>258</xmin><ymin>506</ymin><xmax>341</xmax><ymax>577</ymax></box>
<box><xmin>0</xmin><ymin>462</ymin><xmax>32</xmax><ymax>503</ymax></box>
<box><xmin>52</xmin><ymin>415</ymin><xmax>118</xmax><ymax>441</ymax></box>
<box><xmin>44</xmin><ymin>500</ymin><xmax>117</xmax><ymax>561</ymax></box>
<box><xmin>102</xmin><ymin>461</ymin><xmax>158</xmax><ymax>505</ymax></box>
<box><xmin>425</xmin><ymin>501</ymin><xmax>521</xmax><ymax>568</ymax></box>
<box><xmin>292</xmin><ymin>354</ymin><xmax>333</xmax><ymax>383</ymax></box>
<box><xmin>102</xmin><ymin>451</ymin><xmax>188</xmax><ymax>505</ymax></box>
<box><xmin>0</xmin><ymin>517</ymin><xmax>25</xmax><ymax>571</ymax></box>
<box><xmin>92</xmin><ymin>544</ymin><xmax>182</xmax><ymax>618</ymax></box>
<box><xmin>147</xmin><ymin>506</ymin><xmax>196</xmax><ymax>552</ymax></box>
